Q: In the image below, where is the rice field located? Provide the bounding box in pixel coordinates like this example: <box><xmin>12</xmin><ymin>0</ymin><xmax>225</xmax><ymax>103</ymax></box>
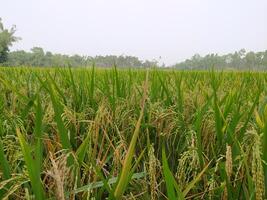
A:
<box><xmin>0</xmin><ymin>67</ymin><xmax>266</xmax><ymax>200</ymax></box>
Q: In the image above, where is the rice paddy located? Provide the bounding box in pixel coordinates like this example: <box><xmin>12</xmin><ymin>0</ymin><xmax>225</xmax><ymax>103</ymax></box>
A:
<box><xmin>0</xmin><ymin>67</ymin><xmax>266</xmax><ymax>199</ymax></box>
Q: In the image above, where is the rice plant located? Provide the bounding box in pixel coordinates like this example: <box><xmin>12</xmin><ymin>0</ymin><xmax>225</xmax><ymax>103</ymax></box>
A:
<box><xmin>0</xmin><ymin>67</ymin><xmax>266</xmax><ymax>199</ymax></box>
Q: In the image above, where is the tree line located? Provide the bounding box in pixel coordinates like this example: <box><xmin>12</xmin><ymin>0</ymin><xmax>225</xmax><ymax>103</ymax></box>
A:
<box><xmin>173</xmin><ymin>49</ymin><xmax>267</xmax><ymax>70</ymax></box>
<box><xmin>6</xmin><ymin>47</ymin><xmax>158</xmax><ymax>68</ymax></box>
<box><xmin>5</xmin><ymin>47</ymin><xmax>267</xmax><ymax>69</ymax></box>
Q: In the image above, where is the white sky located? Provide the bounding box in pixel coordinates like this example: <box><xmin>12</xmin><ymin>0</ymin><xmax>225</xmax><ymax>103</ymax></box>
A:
<box><xmin>1</xmin><ymin>0</ymin><xmax>267</xmax><ymax>65</ymax></box>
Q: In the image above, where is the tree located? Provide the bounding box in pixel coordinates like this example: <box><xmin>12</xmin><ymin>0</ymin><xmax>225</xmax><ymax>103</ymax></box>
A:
<box><xmin>245</xmin><ymin>51</ymin><xmax>256</xmax><ymax>69</ymax></box>
<box><xmin>263</xmin><ymin>51</ymin><xmax>267</xmax><ymax>67</ymax></box>
<box><xmin>0</xmin><ymin>18</ymin><xmax>20</xmax><ymax>63</ymax></box>
<box><xmin>31</xmin><ymin>47</ymin><xmax>45</xmax><ymax>66</ymax></box>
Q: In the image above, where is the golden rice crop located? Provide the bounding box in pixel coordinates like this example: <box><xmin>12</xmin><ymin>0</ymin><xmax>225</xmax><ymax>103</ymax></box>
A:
<box><xmin>0</xmin><ymin>67</ymin><xmax>266</xmax><ymax>199</ymax></box>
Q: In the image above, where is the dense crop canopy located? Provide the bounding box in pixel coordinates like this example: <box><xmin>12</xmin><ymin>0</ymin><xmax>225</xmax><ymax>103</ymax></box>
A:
<box><xmin>0</xmin><ymin>67</ymin><xmax>266</xmax><ymax>199</ymax></box>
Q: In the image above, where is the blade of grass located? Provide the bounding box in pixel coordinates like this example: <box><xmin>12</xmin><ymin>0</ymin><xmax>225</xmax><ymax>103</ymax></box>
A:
<box><xmin>47</xmin><ymin>80</ymin><xmax>72</xmax><ymax>150</ymax></box>
<box><xmin>75</xmin><ymin>126</ymin><xmax>91</xmax><ymax>165</ymax></box>
<box><xmin>33</xmin><ymin>96</ymin><xmax>43</xmax><ymax>173</ymax></box>
<box><xmin>182</xmin><ymin>161</ymin><xmax>211</xmax><ymax>196</ymax></box>
<box><xmin>0</xmin><ymin>139</ymin><xmax>11</xmax><ymax>180</ymax></box>
<box><xmin>16</xmin><ymin>128</ymin><xmax>45</xmax><ymax>200</ymax></box>
<box><xmin>162</xmin><ymin>146</ymin><xmax>184</xmax><ymax>200</ymax></box>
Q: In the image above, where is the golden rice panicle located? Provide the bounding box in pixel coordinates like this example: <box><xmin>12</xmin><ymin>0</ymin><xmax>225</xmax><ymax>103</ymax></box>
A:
<box><xmin>225</xmin><ymin>144</ymin><xmax>232</xmax><ymax>180</ymax></box>
<box><xmin>176</xmin><ymin>131</ymin><xmax>199</xmax><ymax>186</ymax></box>
<box><xmin>148</xmin><ymin>144</ymin><xmax>157</xmax><ymax>200</ymax></box>
<box><xmin>222</xmin><ymin>144</ymin><xmax>233</xmax><ymax>200</ymax></box>
<box><xmin>208</xmin><ymin>157</ymin><xmax>223</xmax><ymax>199</ymax></box>
<box><xmin>252</xmin><ymin>139</ymin><xmax>265</xmax><ymax>200</ymax></box>
<box><xmin>46</xmin><ymin>152</ymin><xmax>71</xmax><ymax>200</ymax></box>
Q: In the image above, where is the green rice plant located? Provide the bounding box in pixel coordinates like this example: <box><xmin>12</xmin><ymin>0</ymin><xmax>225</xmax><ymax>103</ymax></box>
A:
<box><xmin>68</xmin><ymin>67</ymin><xmax>79</xmax><ymax>106</ymax></box>
<box><xmin>46</xmin><ymin>78</ymin><xmax>72</xmax><ymax>150</ymax></box>
<box><xmin>74</xmin><ymin>172</ymin><xmax>146</xmax><ymax>194</ymax></box>
<box><xmin>162</xmin><ymin>145</ymin><xmax>211</xmax><ymax>199</ymax></box>
<box><xmin>255</xmin><ymin>104</ymin><xmax>267</xmax><ymax>197</ymax></box>
<box><xmin>75</xmin><ymin>128</ymin><xmax>91</xmax><ymax>165</ymax></box>
<box><xmin>174</xmin><ymin>71</ymin><xmax>184</xmax><ymax>114</ymax></box>
<box><xmin>162</xmin><ymin>146</ymin><xmax>184</xmax><ymax>200</ymax></box>
<box><xmin>156</xmin><ymin>71</ymin><xmax>172</xmax><ymax>106</ymax></box>
<box><xmin>193</xmin><ymin>96</ymin><xmax>212</xmax><ymax>168</ymax></box>
<box><xmin>0</xmin><ymin>138</ymin><xmax>11</xmax><ymax>198</ymax></box>
<box><xmin>213</xmin><ymin>90</ymin><xmax>224</xmax><ymax>147</ymax></box>
<box><xmin>0</xmin><ymin>139</ymin><xmax>11</xmax><ymax>180</ymax></box>
<box><xmin>0</xmin><ymin>67</ymin><xmax>266</xmax><ymax>199</ymax></box>
<box><xmin>113</xmin><ymin>70</ymin><xmax>149</xmax><ymax>199</ymax></box>
<box><xmin>16</xmin><ymin>128</ymin><xmax>45</xmax><ymax>200</ymax></box>
<box><xmin>34</xmin><ymin>96</ymin><xmax>44</xmax><ymax>173</ymax></box>
<box><xmin>88</xmin><ymin>63</ymin><xmax>95</xmax><ymax>105</ymax></box>
<box><xmin>263</xmin><ymin>124</ymin><xmax>267</xmax><ymax>198</ymax></box>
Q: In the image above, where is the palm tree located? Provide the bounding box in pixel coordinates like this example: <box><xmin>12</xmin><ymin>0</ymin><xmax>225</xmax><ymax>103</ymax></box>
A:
<box><xmin>0</xmin><ymin>18</ymin><xmax>20</xmax><ymax>63</ymax></box>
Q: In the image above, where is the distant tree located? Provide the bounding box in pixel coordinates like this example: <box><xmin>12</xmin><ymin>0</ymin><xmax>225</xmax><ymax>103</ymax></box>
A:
<box><xmin>31</xmin><ymin>47</ymin><xmax>45</xmax><ymax>66</ymax></box>
<box><xmin>142</xmin><ymin>60</ymin><xmax>158</xmax><ymax>68</ymax></box>
<box><xmin>7</xmin><ymin>50</ymin><xmax>28</xmax><ymax>66</ymax></box>
<box><xmin>263</xmin><ymin>51</ymin><xmax>267</xmax><ymax>66</ymax></box>
<box><xmin>0</xmin><ymin>18</ymin><xmax>20</xmax><ymax>63</ymax></box>
<box><xmin>245</xmin><ymin>51</ymin><xmax>256</xmax><ymax>69</ymax></box>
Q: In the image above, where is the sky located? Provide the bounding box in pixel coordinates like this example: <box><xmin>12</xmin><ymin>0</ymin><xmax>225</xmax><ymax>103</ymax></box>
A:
<box><xmin>1</xmin><ymin>0</ymin><xmax>267</xmax><ymax>65</ymax></box>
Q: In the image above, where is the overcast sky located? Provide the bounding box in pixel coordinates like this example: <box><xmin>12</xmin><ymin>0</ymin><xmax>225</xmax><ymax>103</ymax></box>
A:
<box><xmin>1</xmin><ymin>0</ymin><xmax>267</xmax><ymax>65</ymax></box>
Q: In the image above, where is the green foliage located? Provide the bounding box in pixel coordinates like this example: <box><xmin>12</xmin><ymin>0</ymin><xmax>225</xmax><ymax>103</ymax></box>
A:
<box><xmin>16</xmin><ymin>128</ymin><xmax>45</xmax><ymax>200</ymax></box>
<box><xmin>0</xmin><ymin>18</ymin><xmax>20</xmax><ymax>63</ymax></box>
<box><xmin>162</xmin><ymin>147</ymin><xmax>184</xmax><ymax>200</ymax></box>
